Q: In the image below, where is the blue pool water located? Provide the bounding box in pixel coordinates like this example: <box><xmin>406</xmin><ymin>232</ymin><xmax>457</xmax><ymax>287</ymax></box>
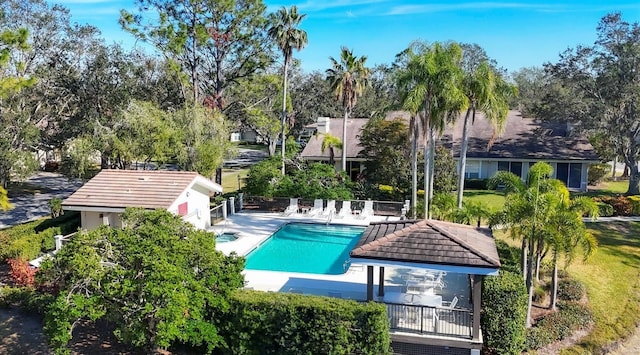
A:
<box><xmin>245</xmin><ymin>223</ymin><xmax>365</xmax><ymax>275</ymax></box>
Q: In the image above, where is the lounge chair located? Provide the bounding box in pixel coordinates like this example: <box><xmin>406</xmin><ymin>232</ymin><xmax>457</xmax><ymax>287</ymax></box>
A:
<box><xmin>282</xmin><ymin>198</ymin><xmax>299</xmax><ymax>216</ymax></box>
<box><xmin>438</xmin><ymin>296</ymin><xmax>459</xmax><ymax>321</ymax></box>
<box><xmin>322</xmin><ymin>200</ymin><xmax>336</xmax><ymax>217</ymax></box>
<box><xmin>308</xmin><ymin>199</ymin><xmax>323</xmax><ymax>216</ymax></box>
<box><xmin>359</xmin><ymin>200</ymin><xmax>374</xmax><ymax>219</ymax></box>
<box><xmin>336</xmin><ymin>201</ymin><xmax>351</xmax><ymax>218</ymax></box>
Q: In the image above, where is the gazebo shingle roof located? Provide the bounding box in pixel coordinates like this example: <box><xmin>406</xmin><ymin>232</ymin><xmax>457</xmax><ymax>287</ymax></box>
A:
<box><xmin>350</xmin><ymin>219</ymin><xmax>501</xmax><ymax>269</ymax></box>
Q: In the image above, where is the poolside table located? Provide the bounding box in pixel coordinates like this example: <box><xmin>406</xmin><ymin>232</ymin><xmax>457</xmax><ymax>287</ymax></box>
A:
<box><xmin>384</xmin><ymin>291</ymin><xmax>442</xmax><ymax>307</ymax></box>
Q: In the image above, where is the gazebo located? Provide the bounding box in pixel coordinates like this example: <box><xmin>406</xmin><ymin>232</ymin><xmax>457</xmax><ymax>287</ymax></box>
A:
<box><xmin>350</xmin><ymin>219</ymin><xmax>501</xmax><ymax>354</ymax></box>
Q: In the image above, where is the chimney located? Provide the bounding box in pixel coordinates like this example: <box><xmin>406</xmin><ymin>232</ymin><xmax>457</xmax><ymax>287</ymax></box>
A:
<box><xmin>317</xmin><ymin>117</ymin><xmax>330</xmax><ymax>134</ymax></box>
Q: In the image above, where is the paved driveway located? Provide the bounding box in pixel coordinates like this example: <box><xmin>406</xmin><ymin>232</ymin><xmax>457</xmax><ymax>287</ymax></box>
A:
<box><xmin>0</xmin><ymin>172</ymin><xmax>82</xmax><ymax>229</ymax></box>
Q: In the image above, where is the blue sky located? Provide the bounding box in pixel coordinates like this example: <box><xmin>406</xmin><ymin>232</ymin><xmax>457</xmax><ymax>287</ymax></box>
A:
<box><xmin>52</xmin><ymin>0</ymin><xmax>640</xmax><ymax>74</ymax></box>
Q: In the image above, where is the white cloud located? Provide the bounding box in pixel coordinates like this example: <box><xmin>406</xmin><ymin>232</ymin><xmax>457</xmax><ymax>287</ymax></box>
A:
<box><xmin>385</xmin><ymin>2</ymin><xmax>564</xmax><ymax>16</ymax></box>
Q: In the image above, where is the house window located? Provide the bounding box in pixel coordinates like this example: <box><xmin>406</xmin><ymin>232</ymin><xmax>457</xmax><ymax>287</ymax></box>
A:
<box><xmin>465</xmin><ymin>161</ymin><xmax>480</xmax><ymax>179</ymax></box>
<box><xmin>556</xmin><ymin>163</ymin><xmax>582</xmax><ymax>189</ymax></box>
<box><xmin>348</xmin><ymin>161</ymin><xmax>361</xmax><ymax>181</ymax></box>
<box><xmin>497</xmin><ymin>161</ymin><xmax>523</xmax><ymax>178</ymax></box>
<box><xmin>178</xmin><ymin>202</ymin><xmax>188</xmax><ymax>216</ymax></box>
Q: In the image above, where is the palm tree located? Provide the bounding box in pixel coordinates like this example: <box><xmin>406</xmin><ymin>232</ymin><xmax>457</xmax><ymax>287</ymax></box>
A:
<box><xmin>326</xmin><ymin>47</ymin><xmax>370</xmax><ymax>172</ymax></box>
<box><xmin>396</xmin><ymin>41</ymin><xmax>467</xmax><ymax>219</ymax></box>
<box><xmin>317</xmin><ymin>133</ymin><xmax>342</xmax><ymax>166</ymax></box>
<box><xmin>546</xmin><ymin>196</ymin><xmax>598</xmax><ymax>310</ymax></box>
<box><xmin>489</xmin><ymin>162</ymin><xmax>597</xmax><ymax>326</ymax></box>
<box><xmin>456</xmin><ymin>57</ymin><xmax>514</xmax><ymax>209</ymax></box>
<box><xmin>268</xmin><ymin>6</ymin><xmax>308</xmax><ymax>175</ymax></box>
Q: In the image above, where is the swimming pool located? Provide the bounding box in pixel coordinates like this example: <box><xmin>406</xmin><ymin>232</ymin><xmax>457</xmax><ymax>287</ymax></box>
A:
<box><xmin>245</xmin><ymin>223</ymin><xmax>365</xmax><ymax>275</ymax></box>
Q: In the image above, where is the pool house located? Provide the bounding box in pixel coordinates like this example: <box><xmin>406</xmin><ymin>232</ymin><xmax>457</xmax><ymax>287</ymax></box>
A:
<box><xmin>350</xmin><ymin>219</ymin><xmax>501</xmax><ymax>355</ymax></box>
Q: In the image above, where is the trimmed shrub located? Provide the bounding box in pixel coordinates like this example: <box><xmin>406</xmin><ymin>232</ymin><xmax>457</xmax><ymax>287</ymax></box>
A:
<box><xmin>587</xmin><ymin>163</ymin><xmax>611</xmax><ymax>185</ymax></box>
<box><xmin>48</xmin><ymin>198</ymin><xmax>63</xmax><ymax>218</ymax></box>
<box><xmin>495</xmin><ymin>239</ymin><xmax>521</xmax><ymax>275</ymax></box>
<box><xmin>482</xmin><ymin>270</ymin><xmax>528</xmax><ymax>355</ymax></box>
<box><xmin>0</xmin><ymin>212</ymin><xmax>80</xmax><ymax>261</ymax></box>
<box><xmin>525</xmin><ymin>301</ymin><xmax>593</xmax><ymax>350</ymax></box>
<box><xmin>628</xmin><ymin>196</ymin><xmax>640</xmax><ymax>215</ymax></box>
<box><xmin>464</xmin><ymin>178</ymin><xmax>489</xmax><ymax>190</ymax></box>
<box><xmin>558</xmin><ymin>278</ymin><xmax>586</xmax><ymax>301</ymax></box>
<box><xmin>8</xmin><ymin>258</ymin><xmax>36</xmax><ymax>287</ymax></box>
<box><xmin>596</xmin><ymin>202</ymin><xmax>615</xmax><ymax>217</ymax></box>
<box><xmin>219</xmin><ymin>290</ymin><xmax>392</xmax><ymax>355</ymax></box>
<box><xmin>593</xmin><ymin>196</ymin><xmax>633</xmax><ymax>216</ymax></box>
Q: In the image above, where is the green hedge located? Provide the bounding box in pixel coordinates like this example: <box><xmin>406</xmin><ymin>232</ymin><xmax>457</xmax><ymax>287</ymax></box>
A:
<box><xmin>525</xmin><ymin>301</ymin><xmax>593</xmax><ymax>350</ymax></box>
<box><xmin>219</xmin><ymin>290</ymin><xmax>391</xmax><ymax>355</ymax></box>
<box><xmin>481</xmin><ymin>271</ymin><xmax>528</xmax><ymax>355</ymax></box>
<box><xmin>0</xmin><ymin>286</ymin><xmax>54</xmax><ymax>315</ymax></box>
<box><xmin>0</xmin><ymin>212</ymin><xmax>80</xmax><ymax>261</ymax></box>
<box><xmin>593</xmin><ymin>196</ymin><xmax>639</xmax><ymax>216</ymax></box>
<box><xmin>464</xmin><ymin>178</ymin><xmax>489</xmax><ymax>190</ymax></box>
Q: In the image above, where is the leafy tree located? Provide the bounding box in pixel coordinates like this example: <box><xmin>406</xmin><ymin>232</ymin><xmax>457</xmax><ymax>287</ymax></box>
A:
<box><xmin>244</xmin><ymin>158</ymin><xmax>285</xmax><ymax>197</ymax></box>
<box><xmin>543</xmin><ymin>13</ymin><xmax>640</xmax><ymax>194</ymax></box>
<box><xmin>121</xmin><ymin>0</ymin><xmax>273</xmax><ymax>108</ymax></box>
<box><xmin>289</xmin><ymin>70</ymin><xmax>341</xmax><ymax>131</ymax></box>
<box><xmin>396</xmin><ymin>41</ymin><xmax>467</xmax><ymax>218</ymax></box>
<box><xmin>433</xmin><ymin>145</ymin><xmax>458</xmax><ymax>193</ymax></box>
<box><xmin>510</xmin><ymin>66</ymin><xmax>548</xmax><ymax>116</ymax></box>
<box><xmin>173</xmin><ymin>104</ymin><xmax>233</xmax><ymax>179</ymax></box>
<box><xmin>326</xmin><ymin>47</ymin><xmax>370</xmax><ymax>172</ymax></box>
<box><xmin>60</xmin><ymin>136</ymin><xmax>98</xmax><ymax>180</ymax></box>
<box><xmin>227</xmin><ymin>74</ymin><xmax>290</xmax><ymax>157</ymax></box>
<box><xmin>358</xmin><ymin>118</ymin><xmax>411</xmax><ymax>196</ymax></box>
<box><xmin>282</xmin><ymin>163</ymin><xmax>354</xmax><ymax>200</ymax></box>
<box><xmin>351</xmin><ymin>64</ymin><xmax>399</xmax><ymax>118</ymax></box>
<box><xmin>268</xmin><ymin>5</ymin><xmax>307</xmax><ymax>174</ymax></box>
<box><xmin>456</xmin><ymin>44</ymin><xmax>514</xmax><ymax>208</ymax></box>
<box><xmin>38</xmin><ymin>209</ymin><xmax>245</xmax><ymax>353</ymax></box>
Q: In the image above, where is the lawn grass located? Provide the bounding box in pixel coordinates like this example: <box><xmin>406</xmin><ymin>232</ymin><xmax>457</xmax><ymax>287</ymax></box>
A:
<box><xmin>463</xmin><ymin>189</ymin><xmax>505</xmax><ymax>212</ymax></box>
<box><xmin>222</xmin><ymin>168</ymin><xmax>248</xmax><ymax>193</ymax></box>
<box><xmin>559</xmin><ymin>221</ymin><xmax>640</xmax><ymax>354</ymax></box>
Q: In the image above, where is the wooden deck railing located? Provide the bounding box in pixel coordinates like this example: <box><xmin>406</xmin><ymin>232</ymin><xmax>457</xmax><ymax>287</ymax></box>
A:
<box><xmin>386</xmin><ymin>303</ymin><xmax>473</xmax><ymax>339</ymax></box>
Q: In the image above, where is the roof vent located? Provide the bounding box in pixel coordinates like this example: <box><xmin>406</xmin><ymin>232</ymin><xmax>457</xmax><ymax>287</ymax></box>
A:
<box><xmin>138</xmin><ymin>176</ymin><xmax>148</xmax><ymax>181</ymax></box>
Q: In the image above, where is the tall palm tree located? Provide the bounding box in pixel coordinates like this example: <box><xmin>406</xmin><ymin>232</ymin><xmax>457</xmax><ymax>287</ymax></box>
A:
<box><xmin>326</xmin><ymin>47</ymin><xmax>370</xmax><ymax>172</ymax></box>
<box><xmin>268</xmin><ymin>6</ymin><xmax>308</xmax><ymax>175</ymax></box>
<box><xmin>456</xmin><ymin>58</ymin><xmax>514</xmax><ymax>209</ymax></box>
<box><xmin>397</xmin><ymin>41</ymin><xmax>467</xmax><ymax>219</ymax></box>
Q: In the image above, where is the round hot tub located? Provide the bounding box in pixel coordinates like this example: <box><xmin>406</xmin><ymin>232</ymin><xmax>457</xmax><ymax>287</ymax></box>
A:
<box><xmin>216</xmin><ymin>232</ymin><xmax>238</xmax><ymax>243</ymax></box>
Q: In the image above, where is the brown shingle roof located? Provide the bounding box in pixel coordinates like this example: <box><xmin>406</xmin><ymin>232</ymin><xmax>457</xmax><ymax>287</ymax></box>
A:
<box><xmin>300</xmin><ymin>118</ymin><xmax>368</xmax><ymax>159</ymax></box>
<box><xmin>446</xmin><ymin>110</ymin><xmax>599</xmax><ymax>161</ymax></box>
<box><xmin>301</xmin><ymin>110</ymin><xmax>598</xmax><ymax>162</ymax></box>
<box><xmin>350</xmin><ymin>219</ymin><xmax>501</xmax><ymax>269</ymax></box>
<box><xmin>62</xmin><ymin>170</ymin><xmax>215</xmax><ymax>210</ymax></box>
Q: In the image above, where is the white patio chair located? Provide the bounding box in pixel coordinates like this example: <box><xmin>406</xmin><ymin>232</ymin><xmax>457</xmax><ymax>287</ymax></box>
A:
<box><xmin>322</xmin><ymin>200</ymin><xmax>336</xmax><ymax>217</ymax></box>
<box><xmin>439</xmin><ymin>296</ymin><xmax>459</xmax><ymax>322</ymax></box>
<box><xmin>359</xmin><ymin>200</ymin><xmax>374</xmax><ymax>219</ymax></box>
<box><xmin>336</xmin><ymin>201</ymin><xmax>351</xmax><ymax>219</ymax></box>
<box><xmin>308</xmin><ymin>199</ymin><xmax>323</xmax><ymax>216</ymax></box>
<box><xmin>282</xmin><ymin>198</ymin><xmax>299</xmax><ymax>216</ymax></box>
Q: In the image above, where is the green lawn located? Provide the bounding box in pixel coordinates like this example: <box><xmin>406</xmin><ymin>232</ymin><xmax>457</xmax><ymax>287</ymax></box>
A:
<box><xmin>222</xmin><ymin>168</ymin><xmax>248</xmax><ymax>193</ymax></box>
<box><xmin>463</xmin><ymin>189</ymin><xmax>505</xmax><ymax>212</ymax></box>
<box><xmin>560</xmin><ymin>221</ymin><xmax>640</xmax><ymax>354</ymax></box>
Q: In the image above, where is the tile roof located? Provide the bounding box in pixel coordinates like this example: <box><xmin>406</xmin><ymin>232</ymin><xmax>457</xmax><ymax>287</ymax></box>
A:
<box><xmin>350</xmin><ymin>219</ymin><xmax>501</xmax><ymax>269</ymax></box>
<box><xmin>62</xmin><ymin>170</ymin><xmax>218</xmax><ymax>210</ymax></box>
<box><xmin>300</xmin><ymin>118</ymin><xmax>368</xmax><ymax>159</ymax></box>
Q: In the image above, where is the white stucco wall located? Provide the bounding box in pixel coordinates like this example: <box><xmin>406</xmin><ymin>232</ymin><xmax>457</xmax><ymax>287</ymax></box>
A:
<box><xmin>168</xmin><ymin>183</ymin><xmax>212</xmax><ymax>230</ymax></box>
<box><xmin>81</xmin><ymin>211</ymin><xmax>123</xmax><ymax>230</ymax></box>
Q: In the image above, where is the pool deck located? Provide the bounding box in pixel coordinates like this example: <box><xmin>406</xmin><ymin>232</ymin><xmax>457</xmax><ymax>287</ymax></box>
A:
<box><xmin>208</xmin><ymin>211</ymin><xmax>404</xmax><ymax>299</ymax></box>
